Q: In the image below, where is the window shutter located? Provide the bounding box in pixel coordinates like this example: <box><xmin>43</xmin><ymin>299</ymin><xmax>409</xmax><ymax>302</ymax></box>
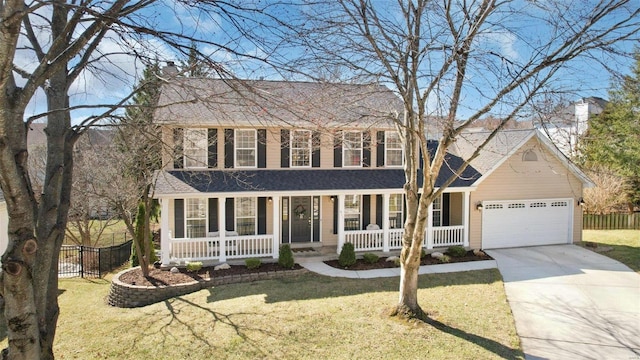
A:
<box><xmin>363</xmin><ymin>132</ymin><xmax>371</xmax><ymax>167</ymax></box>
<box><xmin>225</xmin><ymin>198</ymin><xmax>235</xmax><ymax>231</ymax></box>
<box><xmin>333</xmin><ymin>197</ymin><xmax>338</xmax><ymax>234</ymax></box>
<box><xmin>362</xmin><ymin>195</ymin><xmax>371</xmax><ymax>229</ymax></box>
<box><xmin>257</xmin><ymin>129</ymin><xmax>267</xmax><ymax>168</ymax></box>
<box><xmin>257</xmin><ymin>197</ymin><xmax>267</xmax><ymax>234</ymax></box>
<box><xmin>224</xmin><ymin>129</ymin><xmax>234</xmax><ymax>168</ymax></box>
<box><xmin>174</xmin><ymin>199</ymin><xmax>184</xmax><ymax>238</ymax></box>
<box><xmin>333</xmin><ymin>131</ymin><xmax>342</xmax><ymax>168</ymax></box>
<box><xmin>173</xmin><ymin>128</ymin><xmax>183</xmax><ymax>169</ymax></box>
<box><xmin>208</xmin><ymin>198</ymin><xmax>218</xmax><ymax>232</ymax></box>
<box><xmin>376</xmin><ymin>195</ymin><xmax>383</xmax><ymax>227</ymax></box>
<box><xmin>208</xmin><ymin>129</ymin><xmax>218</xmax><ymax>168</ymax></box>
<box><xmin>443</xmin><ymin>193</ymin><xmax>450</xmax><ymax>227</ymax></box>
<box><xmin>281</xmin><ymin>129</ymin><xmax>290</xmax><ymax>168</ymax></box>
<box><xmin>376</xmin><ymin>131</ymin><xmax>385</xmax><ymax>167</ymax></box>
<box><xmin>312</xmin><ymin>131</ymin><xmax>321</xmax><ymax>167</ymax></box>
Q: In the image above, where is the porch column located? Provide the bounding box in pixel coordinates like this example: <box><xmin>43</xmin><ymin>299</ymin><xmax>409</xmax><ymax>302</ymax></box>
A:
<box><xmin>382</xmin><ymin>193</ymin><xmax>390</xmax><ymax>252</ymax></box>
<box><xmin>218</xmin><ymin>196</ymin><xmax>227</xmax><ymax>262</ymax></box>
<box><xmin>271</xmin><ymin>196</ymin><xmax>280</xmax><ymax>259</ymax></box>
<box><xmin>463</xmin><ymin>191</ymin><xmax>470</xmax><ymax>247</ymax></box>
<box><xmin>426</xmin><ymin>201</ymin><xmax>433</xmax><ymax>249</ymax></box>
<box><xmin>160</xmin><ymin>198</ymin><xmax>170</xmax><ymax>265</ymax></box>
<box><xmin>337</xmin><ymin>194</ymin><xmax>345</xmax><ymax>254</ymax></box>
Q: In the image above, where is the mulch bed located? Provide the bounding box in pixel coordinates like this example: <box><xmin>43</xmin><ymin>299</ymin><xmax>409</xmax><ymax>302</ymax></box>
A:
<box><xmin>324</xmin><ymin>250</ymin><xmax>492</xmax><ymax>270</ymax></box>
<box><xmin>119</xmin><ymin>263</ymin><xmax>304</xmax><ymax>287</ymax></box>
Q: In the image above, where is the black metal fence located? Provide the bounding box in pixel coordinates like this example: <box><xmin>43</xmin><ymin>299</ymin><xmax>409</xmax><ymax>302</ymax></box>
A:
<box><xmin>59</xmin><ymin>240</ymin><xmax>132</xmax><ymax>278</ymax></box>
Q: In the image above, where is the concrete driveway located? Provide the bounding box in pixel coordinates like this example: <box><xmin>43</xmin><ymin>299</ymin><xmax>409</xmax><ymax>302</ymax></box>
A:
<box><xmin>487</xmin><ymin>245</ymin><xmax>640</xmax><ymax>360</ymax></box>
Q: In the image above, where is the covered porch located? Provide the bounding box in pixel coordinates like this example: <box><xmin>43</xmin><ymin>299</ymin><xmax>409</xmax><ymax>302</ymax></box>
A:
<box><xmin>159</xmin><ymin>190</ymin><xmax>471</xmax><ymax>265</ymax></box>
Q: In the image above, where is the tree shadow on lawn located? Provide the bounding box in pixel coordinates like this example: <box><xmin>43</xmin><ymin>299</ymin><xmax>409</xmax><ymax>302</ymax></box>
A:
<box><xmin>206</xmin><ymin>268</ymin><xmax>501</xmax><ymax>304</ymax></box>
<box><xmin>579</xmin><ymin>241</ymin><xmax>640</xmax><ymax>272</ymax></box>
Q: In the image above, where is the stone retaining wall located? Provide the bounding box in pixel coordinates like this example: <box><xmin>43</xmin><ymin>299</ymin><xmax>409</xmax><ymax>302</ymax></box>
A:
<box><xmin>107</xmin><ymin>267</ymin><xmax>308</xmax><ymax>308</ymax></box>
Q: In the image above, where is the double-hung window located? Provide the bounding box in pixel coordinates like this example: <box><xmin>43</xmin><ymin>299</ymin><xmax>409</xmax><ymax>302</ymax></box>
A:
<box><xmin>291</xmin><ymin>130</ymin><xmax>311</xmax><ymax>167</ymax></box>
<box><xmin>235</xmin><ymin>129</ymin><xmax>256</xmax><ymax>168</ymax></box>
<box><xmin>389</xmin><ymin>194</ymin><xmax>404</xmax><ymax>228</ymax></box>
<box><xmin>385</xmin><ymin>131</ymin><xmax>403</xmax><ymax>167</ymax></box>
<box><xmin>343</xmin><ymin>131</ymin><xmax>362</xmax><ymax>167</ymax></box>
<box><xmin>236</xmin><ymin>197</ymin><xmax>256</xmax><ymax>235</ymax></box>
<box><xmin>344</xmin><ymin>195</ymin><xmax>361</xmax><ymax>230</ymax></box>
<box><xmin>184</xmin><ymin>129</ymin><xmax>208</xmax><ymax>168</ymax></box>
<box><xmin>186</xmin><ymin>198</ymin><xmax>207</xmax><ymax>238</ymax></box>
<box><xmin>432</xmin><ymin>195</ymin><xmax>442</xmax><ymax>227</ymax></box>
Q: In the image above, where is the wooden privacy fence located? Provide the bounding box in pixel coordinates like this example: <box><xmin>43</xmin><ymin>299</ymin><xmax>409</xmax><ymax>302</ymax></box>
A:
<box><xmin>583</xmin><ymin>213</ymin><xmax>640</xmax><ymax>230</ymax></box>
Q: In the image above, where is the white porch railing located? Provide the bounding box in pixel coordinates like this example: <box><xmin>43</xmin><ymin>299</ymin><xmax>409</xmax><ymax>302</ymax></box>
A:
<box><xmin>432</xmin><ymin>226</ymin><xmax>465</xmax><ymax>247</ymax></box>
<box><xmin>345</xmin><ymin>230</ymin><xmax>384</xmax><ymax>251</ymax></box>
<box><xmin>346</xmin><ymin>226</ymin><xmax>465</xmax><ymax>252</ymax></box>
<box><xmin>169</xmin><ymin>235</ymin><xmax>274</xmax><ymax>263</ymax></box>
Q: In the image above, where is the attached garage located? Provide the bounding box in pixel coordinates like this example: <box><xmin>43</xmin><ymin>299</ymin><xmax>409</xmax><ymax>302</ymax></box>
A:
<box><xmin>481</xmin><ymin>198</ymin><xmax>573</xmax><ymax>249</ymax></box>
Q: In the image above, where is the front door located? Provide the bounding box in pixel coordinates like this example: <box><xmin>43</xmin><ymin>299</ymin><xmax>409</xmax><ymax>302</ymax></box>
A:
<box><xmin>291</xmin><ymin>196</ymin><xmax>311</xmax><ymax>243</ymax></box>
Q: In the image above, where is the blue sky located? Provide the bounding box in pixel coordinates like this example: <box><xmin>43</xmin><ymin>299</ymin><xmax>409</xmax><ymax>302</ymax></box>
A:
<box><xmin>17</xmin><ymin>1</ymin><xmax>639</xmax><ymax>125</ymax></box>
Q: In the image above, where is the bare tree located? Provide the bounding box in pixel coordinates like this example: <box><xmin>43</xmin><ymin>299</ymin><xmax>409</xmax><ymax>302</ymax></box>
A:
<box><xmin>583</xmin><ymin>166</ymin><xmax>629</xmax><ymax>214</ymax></box>
<box><xmin>292</xmin><ymin>0</ymin><xmax>640</xmax><ymax>318</ymax></box>
<box><xmin>0</xmin><ymin>1</ymin><xmax>290</xmax><ymax>358</ymax></box>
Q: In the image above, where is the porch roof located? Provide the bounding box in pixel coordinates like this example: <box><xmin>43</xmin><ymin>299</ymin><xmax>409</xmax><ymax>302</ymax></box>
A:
<box><xmin>155</xmin><ymin>166</ymin><xmax>480</xmax><ymax>196</ymax></box>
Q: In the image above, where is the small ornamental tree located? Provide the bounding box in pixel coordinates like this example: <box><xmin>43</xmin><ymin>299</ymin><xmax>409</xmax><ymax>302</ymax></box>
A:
<box><xmin>278</xmin><ymin>244</ymin><xmax>295</xmax><ymax>269</ymax></box>
<box><xmin>338</xmin><ymin>242</ymin><xmax>356</xmax><ymax>267</ymax></box>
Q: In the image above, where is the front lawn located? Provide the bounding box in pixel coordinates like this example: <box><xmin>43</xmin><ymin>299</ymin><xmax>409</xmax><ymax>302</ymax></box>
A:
<box><xmin>582</xmin><ymin>230</ymin><xmax>640</xmax><ymax>272</ymax></box>
<box><xmin>0</xmin><ymin>270</ymin><xmax>522</xmax><ymax>359</ymax></box>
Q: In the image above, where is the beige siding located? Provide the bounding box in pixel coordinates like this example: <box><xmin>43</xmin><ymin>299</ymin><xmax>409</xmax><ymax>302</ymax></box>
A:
<box><xmin>469</xmin><ymin>137</ymin><xmax>584</xmax><ymax>249</ymax></box>
<box><xmin>321</xmin><ymin>196</ymin><xmax>337</xmax><ymax>246</ymax></box>
<box><xmin>266</xmin><ymin>128</ymin><xmax>281</xmax><ymax>169</ymax></box>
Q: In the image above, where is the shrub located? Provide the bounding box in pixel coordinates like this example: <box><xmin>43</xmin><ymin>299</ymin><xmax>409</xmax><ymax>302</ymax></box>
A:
<box><xmin>186</xmin><ymin>261</ymin><xmax>202</xmax><ymax>272</ymax></box>
<box><xmin>421</xmin><ymin>248</ymin><xmax>427</xmax><ymax>258</ymax></box>
<box><xmin>278</xmin><ymin>244</ymin><xmax>295</xmax><ymax>269</ymax></box>
<box><xmin>447</xmin><ymin>245</ymin><xmax>467</xmax><ymax>258</ymax></box>
<box><xmin>393</xmin><ymin>258</ymin><xmax>401</xmax><ymax>267</ymax></box>
<box><xmin>440</xmin><ymin>255</ymin><xmax>451</xmax><ymax>263</ymax></box>
<box><xmin>338</xmin><ymin>243</ymin><xmax>356</xmax><ymax>267</ymax></box>
<box><xmin>362</xmin><ymin>253</ymin><xmax>379</xmax><ymax>264</ymax></box>
<box><xmin>245</xmin><ymin>258</ymin><xmax>262</xmax><ymax>270</ymax></box>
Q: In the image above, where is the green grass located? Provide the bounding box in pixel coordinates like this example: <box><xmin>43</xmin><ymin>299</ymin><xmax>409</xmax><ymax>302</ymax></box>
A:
<box><xmin>0</xmin><ymin>270</ymin><xmax>522</xmax><ymax>359</ymax></box>
<box><xmin>582</xmin><ymin>230</ymin><xmax>640</xmax><ymax>272</ymax></box>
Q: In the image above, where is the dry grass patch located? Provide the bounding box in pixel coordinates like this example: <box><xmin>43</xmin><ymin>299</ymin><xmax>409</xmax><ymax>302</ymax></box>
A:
<box><xmin>0</xmin><ymin>270</ymin><xmax>522</xmax><ymax>359</ymax></box>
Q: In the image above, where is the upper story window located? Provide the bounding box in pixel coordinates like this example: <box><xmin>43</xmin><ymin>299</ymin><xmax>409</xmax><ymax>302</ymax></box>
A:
<box><xmin>344</xmin><ymin>195</ymin><xmax>361</xmax><ymax>230</ymax></box>
<box><xmin>343</xmin><ymin>131</ymin><xmax>362</xmax><ymax>167</ymax></box>
<box><xmin>385</xmin><ymin>131</ymin><xmax>403</xmax><ymax>167</ymax></box>
<box><xmin>235</xmin><ymin>129</ymin><xmax>256</xmax><ymax>168</ymax></box>
<box><xmin>291</xmin><ymin>130</ymin><xmax>311</xmax><ymax>167</ymax></box>
<box><xmin>184</xmin><ymin>129</ymin><xmax>207</xmax><ymax>168</ymax></box>
<box><xmin>186</xmin><ymin>198</ymin><xmax>207</xmax><ymax>238</ymax></box>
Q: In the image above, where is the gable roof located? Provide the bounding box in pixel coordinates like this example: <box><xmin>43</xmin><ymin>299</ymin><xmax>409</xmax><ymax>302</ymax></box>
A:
<box><xmin>155</xmin><ymin>79</ymin><xmax>403</xmax><ymax>129</ymax></box>
<box><xmin>450</xmin><ymin>129</ymin><xmax>593</xmax><ymax>187</ymax></box>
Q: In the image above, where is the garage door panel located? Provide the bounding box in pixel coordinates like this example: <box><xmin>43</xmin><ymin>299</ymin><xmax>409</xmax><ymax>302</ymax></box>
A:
<box><xmin>482</xmin><ymin>198</ymin><xmax>572</xmax><ymax>249</ymax></box>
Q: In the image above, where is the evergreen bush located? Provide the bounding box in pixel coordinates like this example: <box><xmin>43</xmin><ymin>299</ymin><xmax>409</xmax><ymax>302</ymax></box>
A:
<box><xmin>338</xmin><ymin>243</ymin><xmax>356</xmax><ymax>267</ymax></box>
<box><xmin>278</xmin><ymin>244</ymin><xmax>295</xmax><ymax>269</ymax></box>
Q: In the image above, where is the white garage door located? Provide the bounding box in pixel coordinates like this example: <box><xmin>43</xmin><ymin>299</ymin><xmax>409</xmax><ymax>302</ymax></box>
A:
<box><xmin>482</xmin><ymin>198</ymin><xmax>573</xmax><ymax>249</ymax></box>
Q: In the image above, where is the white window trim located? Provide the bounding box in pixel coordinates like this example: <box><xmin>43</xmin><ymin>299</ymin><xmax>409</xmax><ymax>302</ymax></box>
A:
<box><xmin>183</xmin><ymin>129</ymin><xmax>208</xmax><ymax>169</ymax></box>
<box><xmin>432</xmin><ymin>195</ymin><xmax>442</xmax><ymax>227</ymax></box>
<box><xmin>185</xmin><ymin>198</ymin><xmax>207</xmax><ymax>238</ymax></box>
<box><xmin>234</xmin><ymin>129</ymin><xmax>257</xmax><ymax>168</ymax></box>
<box><xmin>385</xmin><ymin>131</ymin><xmax>404</xmax><ymax>168</ymax></box>
<box><xmin>389</xmin><ymin>193</ymin><xmax>404</xmax><ymax>228</ymax></box>
<box><xmin>235</xmin><ymin>197</ymin><xmax>257</xmax><ymax>235</ymax></box>
<box><xmin>344</xmin><ymin>195</ymin><xmax>361</xmax><ymax>230</ymax></box>
<box><xmin>290</xmin><ymin>129</ymin><xmax>312</xmax><ymax>168</ymax></box>
<box><xmin>343</xmin><ymin>131</ymin><xmax>363</xmax><ymax>168</ymax></box>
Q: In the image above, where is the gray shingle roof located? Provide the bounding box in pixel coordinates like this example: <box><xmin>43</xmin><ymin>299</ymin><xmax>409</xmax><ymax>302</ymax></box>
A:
<box><xmin>155</xmin><ymin>79</ymin><xmax>403</xmax><ymax>129</ymax></box>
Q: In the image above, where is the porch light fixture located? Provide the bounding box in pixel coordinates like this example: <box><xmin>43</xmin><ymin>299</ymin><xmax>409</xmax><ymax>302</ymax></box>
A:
<box><xmin>475</xmin><ymin>202</ymin><xmax>483</xmax><ymax>211</ymax></box>
<box><xmin>268</xmin><ymin>197</ymin><xmax>272</xmax><ymax>203</ymax></box>
<box><xmin>577</xmin><ymin>197</ymin><xmax>585</xmax><ymax>206</ymax></box>
<box><xmin>330</xmin><ymin>196</ymin><xmax>335</xmax><ymax>202</ymax></box>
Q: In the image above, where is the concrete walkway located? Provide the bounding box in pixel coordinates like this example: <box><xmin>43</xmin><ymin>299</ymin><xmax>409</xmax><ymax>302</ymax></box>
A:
<box><xmin>299</xmin><ymin>257</ymin><xmax>497</xmax><ymax>278</ymax></box>
<box><xmin>487</xmin><ymin>245</ymin><xmax>640</xmax><ymax>360</ymax></box>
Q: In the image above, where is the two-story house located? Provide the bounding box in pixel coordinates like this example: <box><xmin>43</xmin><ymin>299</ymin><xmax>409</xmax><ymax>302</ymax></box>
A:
<box><xmin>153</xmin><ymin>73</ymin><xmax>592</xmax><ymax>266</ymax></box>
